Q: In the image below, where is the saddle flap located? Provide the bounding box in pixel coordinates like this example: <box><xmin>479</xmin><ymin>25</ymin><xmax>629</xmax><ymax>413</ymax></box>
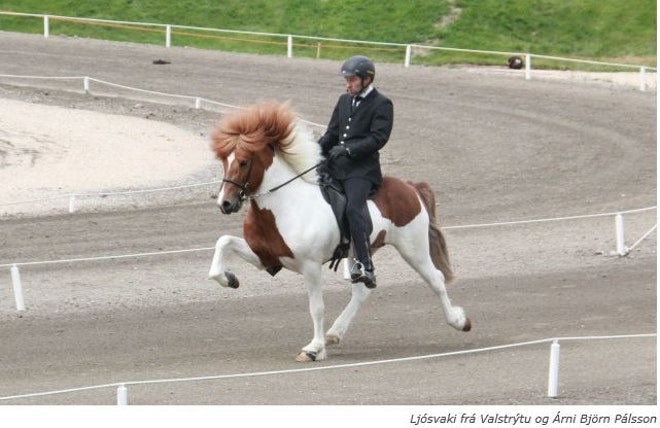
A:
<box><xmin>319</xmin><ymin>174</ymin><xmax>348</xmax><ymax>236</ymax></box>
<box><xmin>319</xmin><ymin>174</ymin><xmax>351</xmax><ymax>270</ymax></box>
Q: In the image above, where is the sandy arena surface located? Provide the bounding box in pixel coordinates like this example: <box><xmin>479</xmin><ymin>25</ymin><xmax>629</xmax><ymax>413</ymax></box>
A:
<box><xmin>0</xmin><ymin>32</ymin><xmax>656</xmax><ymax>418</ymax></box>
<box><xmin>0</xmin><ymin>98</ymin><xmax>213</xmax><ymax>216</ymax></box>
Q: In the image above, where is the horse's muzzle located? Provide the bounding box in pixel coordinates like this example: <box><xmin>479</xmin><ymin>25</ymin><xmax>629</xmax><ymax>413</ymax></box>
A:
<box><xmin>219</xmin><ymin>198</ymin><xmax>242</xmax><ymax>214</ymax></box>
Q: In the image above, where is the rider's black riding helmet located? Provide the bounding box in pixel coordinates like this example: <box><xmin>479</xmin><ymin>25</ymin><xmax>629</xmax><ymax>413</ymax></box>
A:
<box><xmin>340</xmin><ymin>55</ymin><xmax>376</xmax><ymax>81</ymax></box>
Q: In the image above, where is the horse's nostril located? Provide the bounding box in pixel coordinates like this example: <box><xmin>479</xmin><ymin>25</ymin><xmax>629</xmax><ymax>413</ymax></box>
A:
<box><xmin>220</xmin><ymin>200</ymin><xmax>233</xmax><ymax>213</ymax></box>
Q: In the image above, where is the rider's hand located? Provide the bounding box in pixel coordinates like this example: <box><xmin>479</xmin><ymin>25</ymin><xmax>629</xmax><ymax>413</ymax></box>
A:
<box><xmin>328</xmin><ymin>145</ymin><xmax>349</xmax><ymax>160</ymax></box>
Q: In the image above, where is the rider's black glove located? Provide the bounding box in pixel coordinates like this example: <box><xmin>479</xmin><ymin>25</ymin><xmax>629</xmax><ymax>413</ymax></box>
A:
<box><xmin>328</xmin><ymin>145</ymin><xmax>350</xmax><ymax>160</ymax></box>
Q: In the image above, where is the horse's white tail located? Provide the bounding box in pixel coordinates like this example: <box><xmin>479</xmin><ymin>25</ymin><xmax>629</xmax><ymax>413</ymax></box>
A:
<box><xmin>412</xmin><ymin>181</ymin><xmax>454</xmax><ymax>283</ymax></box>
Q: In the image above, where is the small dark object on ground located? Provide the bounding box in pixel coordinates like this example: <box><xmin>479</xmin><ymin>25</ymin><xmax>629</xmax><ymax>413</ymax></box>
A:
<box><xmin>508</xmin><ymin>56</ymin><xmax>524</xmax><ymax>69</ymax></box>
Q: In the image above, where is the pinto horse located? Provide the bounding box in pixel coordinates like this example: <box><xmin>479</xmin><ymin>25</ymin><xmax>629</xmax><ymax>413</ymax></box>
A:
<box><xmin>208</xmin><ymin>101</ymin><xmax>470</xmax><ymax>362</ymax></box>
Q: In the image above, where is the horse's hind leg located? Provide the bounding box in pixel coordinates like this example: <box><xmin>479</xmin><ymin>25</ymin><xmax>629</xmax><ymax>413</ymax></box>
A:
<box><xmin>208</xmin><ymin>235</ymin><xmax>263</xmax><ymax>288</ymax></box>
<box><xmin>326</xmin><ymin>283</ymin><xmax>373</xmax><ymax>345</ymax></box>
<box><xmin>415</xmin><ymin>259</ymin><xmax>471</xmax><ymax>332</ymax></box>
<box><xmin>395</xmin><ymin>231</ymin><xmax>471</xmax><ymax>332</ymax></box>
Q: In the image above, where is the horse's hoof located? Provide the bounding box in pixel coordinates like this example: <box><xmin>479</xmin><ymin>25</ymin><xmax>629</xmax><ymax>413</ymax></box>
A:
<box><xmin>325</xmin><ymin>334</ymin><xmax>341</xmax><ymax>346</ymax></box>
<box><xmin>295</xmin><ymin>351</ymin><xmax>317</xmax><ymax>362</ymax></box>
<box><xmin>462</xmin><ymin>318</ymin><xmax>472</xmax><ymax>332</ymax></box>
<box><xmin>225</xmin><ymin>271</ymin><xmax>240</xmax><ymax>289</ymax></box>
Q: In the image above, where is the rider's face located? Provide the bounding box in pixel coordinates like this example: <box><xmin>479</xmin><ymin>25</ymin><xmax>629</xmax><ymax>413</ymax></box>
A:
<box><xmin>345</xmin><ymin>75</ymin><xmax>364</xmax><ymax>95</ymax></box>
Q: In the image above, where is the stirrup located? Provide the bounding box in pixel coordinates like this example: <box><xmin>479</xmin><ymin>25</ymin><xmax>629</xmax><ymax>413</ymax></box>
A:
<box><xmin>349</xmin><ymin>261</ymin><xmax>377</xmax><ymax>289</ymax></box>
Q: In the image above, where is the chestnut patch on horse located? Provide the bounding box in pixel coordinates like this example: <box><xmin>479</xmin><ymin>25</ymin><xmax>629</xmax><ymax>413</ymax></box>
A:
<box><xmin>244</xmin><ymin>201</ymin><xmax>294</xmax><ymax>269</ymax></box>
<box><xmin>372</xmin><ymin>177</ymin><xmax>422</xmax><ymax>227</ymax></box>
<box><xmin>372</xmin><ymin>230</ymin><xmax>387</xmax><ymax>249</ymax></box>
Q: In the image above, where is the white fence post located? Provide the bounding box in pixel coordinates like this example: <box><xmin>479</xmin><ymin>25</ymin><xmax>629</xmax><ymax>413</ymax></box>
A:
<box><xmin>69</xmin><ymin>195</ymin><xmax>77</xmax><ymax>213</ymax></box>
<box><xmin>166</xmin><ymin>25</ymin><xmax>171</xmax><ymax>48</ymax></box>
<box><xmin>43</xmin><ymin>15</ymin><xmax>49</xmax><ymax>38</ymax></box>
<box><xmin>615</xmin><ymin>213</ymin><xmax>628</xmax><ymax>256</ymax></box>
<box><xmin>83</xmin><ymin>76</ymin><xmax>90</xmax><ymax>93</ymax></box>
<box><xmin>525</xmin><ymin>54</ymin><xmax>532</xmax><ymax>80</ymax></box>
<box><xmin>117</xmin><ymin>384</ymin><xmax>128</xmax><ymax>405</ymax></box>
<box><xmin>547</xmin><ymin>340</ymin><xmax>560</xmax><ymax>398</ymax></box>
<box><xmin>404</xmin><ymin>45</ymin><xmax>412</xmax><ymax>68</ymax></box>
<box><xmin>11</xmin><ymin>264</ymin><xmax>26</xmax><ymax>312</ymax></box>
<box><xmin>639</xmin><ymin>66</ymin><xmax>647</xmax><ymax>92</ymax></box>
<box><xmin>287</xmin><ymin>35</ymin><xmax>293</xmax><ymax>58</ymax></box>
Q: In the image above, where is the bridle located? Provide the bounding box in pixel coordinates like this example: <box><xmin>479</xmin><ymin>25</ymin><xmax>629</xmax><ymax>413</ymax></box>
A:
<box><xmin>222</xmin><ymin>157</ymin><xmax>324</xmax><ymax>202</ymax></box>
<box><xmin>221</xmin><ymin>158</ymin><xmax>254</xmax><ymax>202</ymax></box>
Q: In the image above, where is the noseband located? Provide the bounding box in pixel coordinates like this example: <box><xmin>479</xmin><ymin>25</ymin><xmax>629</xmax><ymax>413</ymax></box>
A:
<box><xmin>222</xmin><ymin>177</ymin><xmax>250</xmax><ymax>201</ymax></box>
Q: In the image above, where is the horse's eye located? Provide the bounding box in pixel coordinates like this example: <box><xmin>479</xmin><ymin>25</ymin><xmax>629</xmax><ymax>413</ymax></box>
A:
<box><xmin>238</xmin><ymin>160</ymin><xmax>249</xmax><ymax>168</ymax></box>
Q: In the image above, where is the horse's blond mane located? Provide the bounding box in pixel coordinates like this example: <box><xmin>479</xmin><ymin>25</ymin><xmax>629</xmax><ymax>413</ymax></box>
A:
<box><xmin>211</xmin><ymin>101</ymin><xmax>321</xmax><ymax>180</ymax></box>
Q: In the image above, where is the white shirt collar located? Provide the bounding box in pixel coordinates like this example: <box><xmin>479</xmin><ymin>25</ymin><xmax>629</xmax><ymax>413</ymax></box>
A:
<box><xmin>358</xmin><ymin>84</ymin><xmax>374</xmax><ymax>98</ymax></box>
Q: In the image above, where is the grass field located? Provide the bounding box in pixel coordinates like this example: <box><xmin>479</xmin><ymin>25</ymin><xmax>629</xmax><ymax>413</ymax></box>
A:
<box><xmin>0</xmin><ymin>0</ymin><xmax>655</xmax><ymax>68</ymax></box>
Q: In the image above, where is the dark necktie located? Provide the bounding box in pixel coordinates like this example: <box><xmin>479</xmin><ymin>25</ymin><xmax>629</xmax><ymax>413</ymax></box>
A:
<box><xmin>351</xmin><ymin>95</ymin><xmax>362</xmax><ymax>112</ymax></box>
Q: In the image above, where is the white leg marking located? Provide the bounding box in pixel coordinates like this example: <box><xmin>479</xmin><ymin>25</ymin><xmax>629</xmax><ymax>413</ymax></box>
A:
<box><xmin>297</xmin><ymin>262</ymin><xmax>327</xmax><ymax>362</ymax></box>
<box><xmin>208</xmin><ymin>235</ymin><xmax>263</xmax><ymax>287</ymax></box>
<box><xmin>392</xmin><ymin>216</ymin><xmax>470</xmax><ymax>332</ymax></box>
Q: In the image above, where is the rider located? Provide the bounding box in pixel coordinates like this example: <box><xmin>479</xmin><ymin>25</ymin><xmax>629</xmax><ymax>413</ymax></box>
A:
<box><xmin>318</xmin><ymin>55</ymin><xmax>394</xmax><ymax>289</ymax></box>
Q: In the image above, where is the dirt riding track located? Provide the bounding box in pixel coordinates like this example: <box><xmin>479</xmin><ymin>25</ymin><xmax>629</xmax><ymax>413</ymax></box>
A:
<box><xmin>0</xmin><ymin>33</ymin><xmax>656</xmax><ymax>406</ymax></box>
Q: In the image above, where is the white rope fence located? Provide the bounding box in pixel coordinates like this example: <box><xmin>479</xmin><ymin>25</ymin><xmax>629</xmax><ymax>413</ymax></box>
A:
<box><xmin>0</xmin><ymin>73</ymin><xmax>655</xmax><ymax>312</ymax></box>
<box><xmin>1</xmin><ymin>72</ymin><xmax>654</xmax><ymax>310</ymax></box>
<box><xmin>0</xmin><ymin>73</ymin><xmax>326</xmax><ymax>214</ymax></box>
<box><xmin>0</xmin><ymin>180</ymin><xmax>223</xmax><ymax>211</ymax></box>
<box><xmin>443</xmin><ymin>206</ymin><xmax>657</xmax><ymax>258</ymax></box>
<box><xmin>0</xmin><ymin>333</ymin><xmax>654</xmax><ymax>404</ymax></box>
<box><xmin>0</xmin><ymin>73</ymin><xmax>328</xmax><ymax>128</ymax></box>
<box><xmin>0</xmin><ymin>72</ymin><xmax>649</xmax><ymax>215</ymax></box>
<box><xmin>1</xmin><ymin>205</ymin><xmax>655</xmax><ymax>312</ymax></box>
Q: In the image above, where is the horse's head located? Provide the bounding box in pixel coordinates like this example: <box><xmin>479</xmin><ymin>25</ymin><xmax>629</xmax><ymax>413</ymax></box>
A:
<box><xmin>211</xmin><ymin>101</ymin><xmax>297</xmax><ymax>214</ymax></box>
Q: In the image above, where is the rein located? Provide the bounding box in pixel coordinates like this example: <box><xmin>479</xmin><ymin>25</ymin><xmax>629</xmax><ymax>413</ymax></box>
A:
<box><xmin>223</xmin><ymin>161</ymin><xmax>324</xmax><ymax>201</ymax></box>
<box><xmin>249</xmin><ymin>161</ymin><xmax>324</xmax><ymax>199</ymax></box>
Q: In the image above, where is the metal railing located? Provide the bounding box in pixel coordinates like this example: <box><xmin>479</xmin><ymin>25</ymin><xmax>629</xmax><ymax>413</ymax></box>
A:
<box><xmin>0</xmin><ymin>11</ymin><xmax>656</xmax><ymax>90</ymax></box>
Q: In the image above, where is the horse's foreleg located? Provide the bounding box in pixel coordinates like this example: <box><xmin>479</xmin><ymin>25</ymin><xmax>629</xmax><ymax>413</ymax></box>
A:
<box><xmin>325</xmin><ymin>283</ymin><xmax>373</xmax><ymax>346</ymax></box>
<box><xmin>295</xmin><ymin>263</ymin><xmax>327</xmax><ymax>362</ymax></box>
<box><xmin>208</xmin><ymin>235</ymin><xmax>263</xmax><ymax>289</ymax></box>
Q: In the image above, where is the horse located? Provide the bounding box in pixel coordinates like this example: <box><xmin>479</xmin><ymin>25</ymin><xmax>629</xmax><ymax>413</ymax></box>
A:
<box><xmin>208</xmin><ymin>101</ymin><xmax>471</xmax><ymax>362</ymax></box>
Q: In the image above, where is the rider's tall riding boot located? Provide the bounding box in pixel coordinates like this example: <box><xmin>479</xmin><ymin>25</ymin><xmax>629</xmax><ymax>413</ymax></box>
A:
<box><xmin>349</xmin><ymin>236</ymin><xmax>377</xmax><ymax>288</ymax></box>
